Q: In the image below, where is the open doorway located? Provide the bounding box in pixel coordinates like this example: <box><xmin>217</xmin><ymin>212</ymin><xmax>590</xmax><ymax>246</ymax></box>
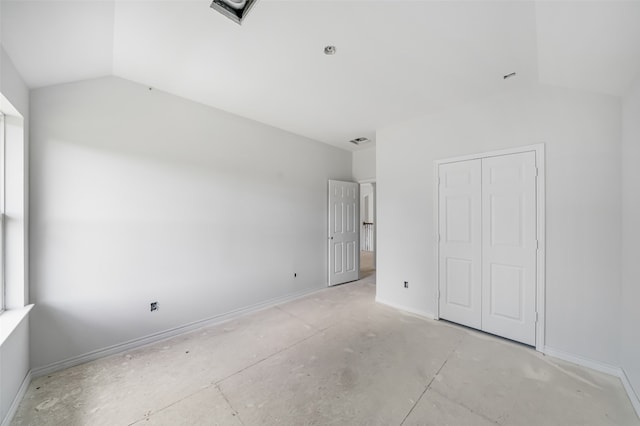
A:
<box><xmin>360</xmin><ymin>182</ymin><xmax>376</xmax><ymax>279</ymax></box>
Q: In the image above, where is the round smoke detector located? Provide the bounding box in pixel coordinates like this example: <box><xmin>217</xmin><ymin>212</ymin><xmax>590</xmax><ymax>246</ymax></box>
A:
<box><xmin>324</xmin><ymin>45</ymin><xmax>336</xmax><ymax>55</ymax></box>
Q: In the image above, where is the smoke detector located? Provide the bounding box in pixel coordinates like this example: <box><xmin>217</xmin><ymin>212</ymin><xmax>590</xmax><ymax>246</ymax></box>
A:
<box><xmin>210</xmin><ymin>0</ymin><xmax>259</xmax><ymax>25</ymax></box>
<box><xmin>349</xmin><ymin>137</ymin><xmax>371</xmax><ymax>146</ymax></box>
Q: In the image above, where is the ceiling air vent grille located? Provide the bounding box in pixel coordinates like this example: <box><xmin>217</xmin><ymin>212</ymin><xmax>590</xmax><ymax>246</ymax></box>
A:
<box><xmin>210</xmin><ymin>0</ymin><xmax>259</xmax><ymax>25</ymax></box>
<box><xmin>349</xmin><ymin>137</ymin><xmax>371</xmax><ymax>146</ymax></box>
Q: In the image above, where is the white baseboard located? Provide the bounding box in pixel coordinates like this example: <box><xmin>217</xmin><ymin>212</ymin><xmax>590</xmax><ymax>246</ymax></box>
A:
<box><xmin>1</xmin><ymin>370</ymin><xmax>32</xmax><ymax>426</ymax></box>
<box><xmin>375</xmin><ymin>297</ymin><xmax>436</xmax><ymax>320</ymax></box>
<box><xmin>620</xmin><ymin>368</ymin><xmax>640</xmax><ymax>418</ymax></box>
<box><xmin>543</xmin><ymin>346</ymin><xmax>621</xmax><ymax>376</ymax></box>
<box><xmin>32</xmin><ymin>285</ymin><xmax>325</xmax><ymax>378</ymax></box>
<box><xmin>543</xmin><ymin>346</ymin><xmax>640</xmax><ymax>419</ymax></box>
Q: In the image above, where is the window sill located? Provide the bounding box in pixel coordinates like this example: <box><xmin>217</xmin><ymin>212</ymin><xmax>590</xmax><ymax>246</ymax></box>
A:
<box><xmin>0</xmin><ymin>304</ymin><xmax>33</xmax><ymax>347</ymax></box>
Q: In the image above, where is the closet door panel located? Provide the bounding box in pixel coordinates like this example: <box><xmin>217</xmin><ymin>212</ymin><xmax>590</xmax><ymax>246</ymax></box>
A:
<box><xmin>481</xmin><ymin>152</ymin><xmax>537</xmax><ymax>345</ymax></box>
<box><xmin>438</xmin><ymin>160</ymin><xmax>482</xmax><ymax>329</ymax></box>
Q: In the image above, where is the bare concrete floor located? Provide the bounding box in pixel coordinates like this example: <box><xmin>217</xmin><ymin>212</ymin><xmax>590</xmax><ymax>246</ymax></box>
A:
<box><xmin>360</xmin><ymin>250</ymin><xmax>375</xmax><ymax>279</ymax></box>
<box><xmin>13</xmin><ymin>274</ymin><xmax>639</xmax><ymax>425</ymax></box>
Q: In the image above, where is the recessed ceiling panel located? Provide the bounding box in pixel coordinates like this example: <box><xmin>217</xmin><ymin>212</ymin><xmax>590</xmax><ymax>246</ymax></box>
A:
<box><xmin>8</xmin><ymin>2</ymin><xmax>638</xmax><ymax>150</ymax></box>
<box><xmin>112</xmin><ymin>1</ymin><xmax>537</xmax><ymax>149</ymax></box>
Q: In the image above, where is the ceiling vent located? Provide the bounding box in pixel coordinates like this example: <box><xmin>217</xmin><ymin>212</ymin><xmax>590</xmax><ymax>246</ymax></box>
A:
<box><xmin>349</xmin><ymin>137</ymin><xmax>371</xmax><ymax>146</ymax></box>
<box><xmin>210</xmin><ymin>0</ymin><xmax>259</xmax><ymax>25</ymax></box>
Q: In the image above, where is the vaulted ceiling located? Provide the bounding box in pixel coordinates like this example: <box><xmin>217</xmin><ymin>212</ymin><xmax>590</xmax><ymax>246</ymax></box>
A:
<box><xmin>2</xmin><ymin>0</ymin><xmax>640</xmax><ymax>151</ymax></box>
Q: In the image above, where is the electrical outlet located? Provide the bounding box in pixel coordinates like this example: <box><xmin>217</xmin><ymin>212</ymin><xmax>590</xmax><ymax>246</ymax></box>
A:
<box><xmin>150</xmin><ymin>301</ymin><xmax>159</xmax><ymax>312</ymax></box>
<box><xmin>404</xmin><ymin>281</ymin><xmax>409</xmax><ymax>289</ymax></box>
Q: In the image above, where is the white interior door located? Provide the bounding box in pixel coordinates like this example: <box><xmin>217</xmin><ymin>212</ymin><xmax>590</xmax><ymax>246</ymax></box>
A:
<box><xmin>437</xmin><ymin>151</ymin><xmax>538</xmax><ymax>346</ymax></box>
<box><xmin>481</xmin><ymin>152</ymin><xmax>537</xmax><ymax>345</ymax></box>
<box><xmin>438</xmin><ymin>160</ymin><xmax>482</xmax><ymax>329</ymax></box>
<box><xmin>328</xmin><ymin>180</ymin><xmax>360</xmax><ymax>286</ymax></box>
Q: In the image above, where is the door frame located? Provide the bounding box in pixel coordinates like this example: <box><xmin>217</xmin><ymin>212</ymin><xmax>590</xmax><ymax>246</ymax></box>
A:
<box><xmin>433</xmin><ymin>144</ymin><xmax>546</xmax><ymax>352</ymax></box>
<box><xmin>358</xmin><ymin>179</ymin><xmax>376</xmax><ymax>269</ymax></box>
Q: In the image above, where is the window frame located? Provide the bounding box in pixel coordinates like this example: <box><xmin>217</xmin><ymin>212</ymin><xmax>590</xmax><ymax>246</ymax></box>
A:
<box><xmin>0</xmin><ymin>112</ymin><xmax>5</xmax><ymax>312</ymax></box>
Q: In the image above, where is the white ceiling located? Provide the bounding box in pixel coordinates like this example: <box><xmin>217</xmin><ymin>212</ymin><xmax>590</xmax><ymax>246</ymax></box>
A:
<box><xmin>2</xmin><ymin>1</ymin><xmax>640</xmax><ymax>151</ymax></box>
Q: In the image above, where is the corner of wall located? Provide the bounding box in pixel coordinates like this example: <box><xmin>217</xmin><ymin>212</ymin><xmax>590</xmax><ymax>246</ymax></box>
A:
<box><xmin>621</xmin><ymin>73</ymin><xmax>640</xmax><ymax>415</ymax></box>
<box><xmin>0</xmin><ymin>43</ymin><xmax>31</xmax><ymax>426</ymax></box>
<box><xmin>352</xmin><ymin>146</ymin><xmax>376</xmax><ymax>182</ymax></box>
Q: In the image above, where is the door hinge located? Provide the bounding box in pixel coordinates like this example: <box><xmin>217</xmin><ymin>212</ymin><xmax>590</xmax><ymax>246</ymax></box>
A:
<box><xmin>536</xmin><ymin>239</ymin><xmax>539</xmax><ymax>250</ymax></box>
<box><xmin>438</xmin><ymin>233</ymin><xmax>441</xmax><ymax>243</ymax></box>
<box><xmin>534</xmin><ymin>167</ymin><xmax>539</xmax><ymax>178</ymax></box>
<box><xmin>436</xmin><ymin>290</ymin><xmax>441</xmax><ymax>300</ymax></box>
<box><xmin>437</xmin><ymin>176</ymin><xmax>441</xmax><ymax>186</ymax></box>
<box><xmin>535</xmin><ymin>312</ymin><xmax>539</xmax><ymax>323</ymax></box>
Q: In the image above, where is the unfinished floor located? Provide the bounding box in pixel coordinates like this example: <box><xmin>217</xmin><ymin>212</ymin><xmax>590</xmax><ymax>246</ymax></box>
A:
<box><xmin>13</xmin><ymin>271</ymin><xmax>639</xmax><ymax>426</ymax></box>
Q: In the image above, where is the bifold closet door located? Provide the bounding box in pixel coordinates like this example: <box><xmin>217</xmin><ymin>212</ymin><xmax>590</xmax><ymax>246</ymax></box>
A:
<box><xmin>438</xmin><ymin>151</ymin><xmax>537</xmax><ymax>346</ymax></box>
<box><xmin>438</xmin><ymin>160</ymin><xmax>482</xmax><ymax>329</ymax></box>
<box><xmin>481</xmin><ymin>152</ymin><xmax>537</xmax><ymax>346</ymax></box>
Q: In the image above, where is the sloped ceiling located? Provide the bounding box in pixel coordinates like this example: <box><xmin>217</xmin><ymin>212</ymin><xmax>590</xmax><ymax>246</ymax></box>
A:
<box><xmin>1</xmin><ymin>0</ymin><xmax>640</xmax><ymax>151</ymax></box>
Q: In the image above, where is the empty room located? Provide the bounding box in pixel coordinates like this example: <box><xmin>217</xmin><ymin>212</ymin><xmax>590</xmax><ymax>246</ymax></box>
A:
<box><xmin>1</xmin><ymin>0</ymin><xmax>640</xmax><ymax>424</ymax></box>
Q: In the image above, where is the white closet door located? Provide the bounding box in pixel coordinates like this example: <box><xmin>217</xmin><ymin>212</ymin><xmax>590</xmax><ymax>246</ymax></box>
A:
<box><xmin>481</xmin><ymin>152</ymin><xmax>537</xmax><ymax>345</ymax></box>
<box><xmin>438</xmin><ymin>160</ymin><xmax>482</xmax><ymax>329</ymax></box>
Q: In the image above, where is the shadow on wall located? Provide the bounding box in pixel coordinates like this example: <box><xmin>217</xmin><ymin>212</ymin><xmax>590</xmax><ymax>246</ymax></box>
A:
<box><xmin>29</xmin><ymin>76</ymin><xmax>353</xmax><ymax>371</ymax></box>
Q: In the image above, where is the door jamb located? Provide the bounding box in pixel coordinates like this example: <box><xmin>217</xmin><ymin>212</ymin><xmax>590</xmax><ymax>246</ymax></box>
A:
<box><xmin>358</xmin><ymin>179</ymin><xmax>376</xmax><ymax>269</ymax></box>
<box><xmin>433</xmin><ymin>144</ymin><xmax>546</xmax><ymax>352</ymax></box>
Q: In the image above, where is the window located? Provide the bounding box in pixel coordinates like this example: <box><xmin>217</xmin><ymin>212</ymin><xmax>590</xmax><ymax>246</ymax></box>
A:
<box><xmin>0</xmin><ymin>94</ymin><xmax>27</xmax><ymax>312</ymax></box>
<box><xmin>0</xmin><ymin>112</ymin><xmax>5</xmax><ymax>312</ymax></box>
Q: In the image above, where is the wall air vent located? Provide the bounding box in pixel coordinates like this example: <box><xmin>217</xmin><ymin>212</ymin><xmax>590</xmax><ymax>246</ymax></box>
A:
<box><xmin>349</xmin><ymin>137</ymin><xmax>371</xmax><ymax>146</ymax></box>
<box><xmin>210</xmin><ymin>0</ymin><xmax>259</xmax><ymax>25</ymax></box>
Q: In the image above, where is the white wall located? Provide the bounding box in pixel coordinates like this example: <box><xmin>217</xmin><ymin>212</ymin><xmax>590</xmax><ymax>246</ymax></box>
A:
<box><xmin>376</xmin><ymin>84</ymin><xmax>622</xmax><ymax>366</ymax></box>
<box><xmin>29</xmin><ymin>76</ymin><xmax>352</xmax><ymax>370</ymax></box>
<box><xmin>0</xmin><ymin>44</ymin><xmax>30</xmax><ymax>424</ymax></box>
<box><xmin>621</xmin><ymin>75</ymin><xmax>640</xmax><ymax>400</ymax></box>
<box><xmin>352</xmin><ymin>146</ymin><xmax>376</xmax><ymax>182</ymax></box>
<box><xmin>0</xmin><ymin>316</ymin><xmax>29</xmax><ymax>421</ymax></box>
<box><xmin>1</xmin><ymin>48</ymin><xmax>28</xmax><ymax>116</ymax></box>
